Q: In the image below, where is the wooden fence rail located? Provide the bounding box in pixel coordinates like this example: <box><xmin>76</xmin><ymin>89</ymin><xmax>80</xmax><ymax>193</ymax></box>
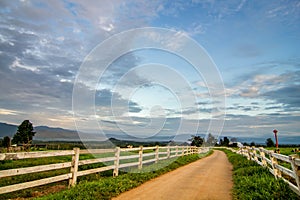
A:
<box><xmin>236</xmin><ymin>146</ymin><xmax>300</xmax><ymax>196</ymax></box>
<box><xmin>0</xmin><ymin>145</ymin><xmax>209</xmax><ymax>194</ymax></box>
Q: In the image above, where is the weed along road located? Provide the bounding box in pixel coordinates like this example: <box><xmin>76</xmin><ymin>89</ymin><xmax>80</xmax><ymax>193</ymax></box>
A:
<box><xmin>113</xmin><ymin>150</ymin><xmax>233</xmax><ymax>200</ymax></box>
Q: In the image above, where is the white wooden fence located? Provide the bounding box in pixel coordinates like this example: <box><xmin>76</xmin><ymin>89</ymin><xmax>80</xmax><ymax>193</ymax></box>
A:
<box><xmin>0</xmin><ymin>145</ymin><xmax>209</xmax><ymax>194</ymax></box>
<box><xmin>236</xmin><ymin>146</ymin><xmax>300</xmax><ymax>196</ymax></box>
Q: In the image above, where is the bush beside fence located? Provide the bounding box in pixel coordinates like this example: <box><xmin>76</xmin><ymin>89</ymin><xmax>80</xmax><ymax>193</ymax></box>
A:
<box><xmin>236</xmin><ymin>146</ymin><xmax>300</xmax><ymax>196</ymax></box>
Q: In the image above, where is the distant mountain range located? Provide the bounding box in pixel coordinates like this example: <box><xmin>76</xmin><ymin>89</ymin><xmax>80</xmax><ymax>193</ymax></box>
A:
<box><xmin>0</xmin><ymin>122</ymin><xmax>192</xmax><ymax>142</ymax></box>
<box><xmin>0</xmin><ymin>122</ymin><xmax>17</xmax><ymax>138</ymax></box>
<box><xmin>0</xmin><ymin>122</ymin><xmax>299</xmax><ymax>144</ymax></box>
<box><xmin>0</xmin><ymin>122</ymin><xmax>82</xmax><ymax>141</ymax></box>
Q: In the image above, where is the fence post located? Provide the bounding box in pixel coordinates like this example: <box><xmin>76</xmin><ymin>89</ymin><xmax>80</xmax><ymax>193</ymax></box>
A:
<box><xmin>290</xmin><ymin>155</ymin><xmax>300</xmax><ymax>192</ymax></box>
<box><xmin>175</xmin><ymin>146</ymin><xmax>178</xmax><ymax>157</ymax></box>
<box><xmin>270</xmin><ymin>152</ymin><xmax>281</xmax><ymax>179</ymax></box>
<box><xmin>155</xmin><ymin>145</ymin><xmax>159</xmax><ymax>163</ymax></box>
<box><xmin>138</xmin><ymin>146</ymin><xmax>143</xmax><ymax>169</ymax></box>
<box><xmin>252</xmin><ymin>148</ymin><xmax>258</xmax><ymax>163</ymax></box>
<box><xmin>167</xmin><ymin>146</ymin><xmax>170</xmax><ymax>159</ymax></box>
<box><xmin>259</xmin><ymin>147</ymin><xmax>267</xmax><ymax>167</ymax></box>
<box><xmin>69</xmin><ymin>147</ymin><xmax>80</xmax><ymax>188</ymax></box>
<box><xmin>246</xmin><ymin>146</ymin><xmax>251</xmax><ymax>160</ymax></box>
<box><xmin>113</xmin><ymin>147</ymin><xmax>120</xmax><ymax>177</ymax></box>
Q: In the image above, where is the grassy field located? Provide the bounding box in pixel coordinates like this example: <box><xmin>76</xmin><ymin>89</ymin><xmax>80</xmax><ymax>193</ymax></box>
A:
<box><xmin>266</xmin><ymin>147</ymin><xmax>300</xmax><ymax>156</ymax></box>
<box><xmin>222</xmin><ymin>149</ymin><xmax>299</xmax><ymax>200</ymax></box>
<box><xmin>0</xmin><ymin>150</ymin><xmax>211</xmax><ymax>199</ymax></box>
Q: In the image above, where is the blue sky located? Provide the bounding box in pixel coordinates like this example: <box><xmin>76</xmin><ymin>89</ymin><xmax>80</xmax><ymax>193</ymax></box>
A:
<box><xmin>0</xmin><ymin>0</ymin><xmax>299</xmax><ymax>143</ymax></box>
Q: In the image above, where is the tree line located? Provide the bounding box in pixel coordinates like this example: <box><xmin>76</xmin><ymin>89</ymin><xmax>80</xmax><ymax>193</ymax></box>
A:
<box><xmin>1</xmin><ymin>120</ymin><xmax>279</xmax><ymax>150</ymax></box>
<box><xmin>190</xmin><ymin>133</ymin><xmax>277</xmax><ymax>148</ymax></box>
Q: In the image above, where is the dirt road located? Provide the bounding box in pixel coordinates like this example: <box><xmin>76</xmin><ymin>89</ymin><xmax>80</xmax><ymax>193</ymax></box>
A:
<box><xmin>113</xmin><ymin>150</ymin><xmax>233</xmax><ymax>200</ymax></box>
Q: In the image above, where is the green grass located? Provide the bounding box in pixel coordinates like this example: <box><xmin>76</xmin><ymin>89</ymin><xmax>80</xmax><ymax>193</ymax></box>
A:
<box><xmin>221</xmin><ymin>149</ymin><xmax>299</xmax><ymax>200</ymax></box>
<box><xmin>35</xmin><ymin>151</ymin><xmax>212</xmax><ymax>200</ymax></box>
<box><xmin>0</xmin><ymin>153</ymin><xmax>110</xmax><ymax>187</ymax></box>
<box><xmin>266</xmin><ymin>147</ymin><xmax>300</xmax><ymax>157</ymax></box>
<box><xmin>0</xmin><ymin>152</ymin><xmax>118</xmax><ymax>199</ymax></box>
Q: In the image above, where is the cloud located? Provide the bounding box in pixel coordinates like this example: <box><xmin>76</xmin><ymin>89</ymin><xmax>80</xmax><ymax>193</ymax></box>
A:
<box><xmin>128</xmin><ymin>102</ymin><xmax>142</xmax><ymax>113</ymax></box>
<box><xmin>224</xmin><ymin>65</ymin><xmax>300</xmax><ymax>137</ymax></box>
<box><xmin>0</xmin><ymin>0</ymin><xmax>166</xmax><ymax>129</ymax></box>
<box><xmin>239</xmin><ymin>86</ymin><xmax>259</xmax><ymax>98</ymax></box>
<box><xmin>263</xmin><ymin>85</ymin><xmax>300</xmax><ymax>109</ymax></box>
<box><xmin>229</xmin><ymin>69</ymin><xmax>300</xmax><ymax>101</ymax></box>
<box><xmin>0</xmin><ymin>0</ymin><xmax>299</xmax><ymax>142</ymax></box>
<box><xmin>222</xmin><ymin>113</ymin><xmax>300</xmax><ymax>138</ymax></box>
<box><xmin>0</xmin><ymin>108</ymin><xmax>22</xmax><ymax>116</ymax></box>
<box><xmin>95</xmin><ymin>89</ymin><xmax>143</xmax><ymax>117</ymax></box>
<box><xmin>227</xmin><ymin>105</ymin><xmax>260</xmax><ymax>112</ymax></box>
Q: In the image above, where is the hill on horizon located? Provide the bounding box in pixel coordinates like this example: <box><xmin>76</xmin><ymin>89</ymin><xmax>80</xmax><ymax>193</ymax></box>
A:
<box><xmin>0</xmin><ymin>122</ymin><xmax>299</xmax><ymax>145</ymax></box>
<box><xmin>0</xmin><ymin>122</ymin><xmax>82</xmax><ymax>141</ymax></box>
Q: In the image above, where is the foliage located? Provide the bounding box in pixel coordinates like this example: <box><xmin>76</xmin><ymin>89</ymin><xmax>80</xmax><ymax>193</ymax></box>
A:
<box><xmin>265</xmin><ymin>138</ymin><xmax>275</xmax><ymax>147</ymax></box>
<box><xmin>205</xmin><ymin>133</ymin><xmax>217</xmax><ymax>146</ymax></box>
<box><xmin>2</xmin><ymin>136</ymin><xmax>11</xmax><ymax>148</ymax></box>
<box><xmin>189</xmin><ymin>135</ymin><xmax>204</xmax><ymax>147</ymax></box>
<box><xmin>12</xmin><ymin>120</ymin><xmax>35</xmax><ymax>145</ymax></box>
<box><xmin>221</xmin><ymin>149</ymin><xmax>299</xmax><ymax>200</ymax></box>
<box><xmin>219</xmin><ymin>136</ymin><xmax>230</xmax><ymax>146</ymax></box>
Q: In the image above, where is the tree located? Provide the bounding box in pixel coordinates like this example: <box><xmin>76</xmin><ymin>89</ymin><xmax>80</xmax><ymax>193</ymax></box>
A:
<box><xmin>250</xmin><ymin>141</ymin><xmax>256</xmax><ymax>147</ymax></box>
<box><xmin>219</xmin><ymin>137</ymin><xmax>230</xmax><ymax>146</ymax></box>
<box><xmin>266</xmin><ymin>138</ymin><xmax>275</xmax><ymax>147</ymax></box>
<box><xmin>223</xmin><ymin>137</ymin><xmax>230</xmax><ymax>146</ymax></box>
<box><xmin>206</xmin><ymin>133</ymin><xmax>217</xmax><ymax>146</ymax></box>
<box><xmin>2</xmin><ymin>136</ymin><xmax>11</xmax><ymax>148</ymax></box>
<box><xmin>219</xmin><ymin>138</ymin><xmax>223</xmax><ymax>146</ymax></box>
<box><xmin>12</xmin><ymin>120</ymin><xmax>35</xmax><ymax>145</ymax></box>
<box><xmin>190</xmin><ymin>135</ymin><xmax>204</xmax><ymax>147</ymax></box>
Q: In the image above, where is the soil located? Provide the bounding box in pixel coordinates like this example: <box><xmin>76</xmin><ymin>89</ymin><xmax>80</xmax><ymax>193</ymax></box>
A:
<box><xmin>113</xmin><ymin>150</ymin><xmax>233</xmax><ymax>200</ymax></box>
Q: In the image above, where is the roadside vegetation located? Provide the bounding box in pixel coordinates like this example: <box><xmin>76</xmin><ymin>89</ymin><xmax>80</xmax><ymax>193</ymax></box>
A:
<box><xmin>0</xmin><ymin>151</ymin><xmax>211</xmax><ymax>200</ymax></box>
<box><xmin>266</xmin><ymin>147</ymin><xmax>300</xmax><ymax>156</ymax></box>
<box><xmin>222</xmin><ymin>149</ymin><xmax>299</xmax><ymax>200</ymax></box>
<box><xmin>35</xmin><ymin>151</ymin><xmax>211</xmax><ymax>200</ymax></box>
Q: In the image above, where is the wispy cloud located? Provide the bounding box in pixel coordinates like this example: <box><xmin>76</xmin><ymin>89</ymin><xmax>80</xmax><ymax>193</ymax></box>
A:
<box><xmin>0</xmin><ymin>0</ymin><xmax>299</xmax><ymax>142</ymax></box>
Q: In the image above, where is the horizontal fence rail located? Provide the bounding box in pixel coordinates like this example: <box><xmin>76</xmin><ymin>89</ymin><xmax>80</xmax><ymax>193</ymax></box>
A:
<box><xmin>236</xmin><ymin>146</ymin><xmax>300</xmax><ymax>196</ymax></box>
<box><xmin>0</xmin><ymin>145</ymin><xmax>209</xmax><ymax>194</ymax></box>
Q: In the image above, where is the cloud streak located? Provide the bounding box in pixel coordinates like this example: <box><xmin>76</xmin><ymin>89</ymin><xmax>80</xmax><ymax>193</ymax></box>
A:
<box><xmin>0</xmin><ymin>0</ymin><xmax>299</xmax><ymax>143</ymax></box>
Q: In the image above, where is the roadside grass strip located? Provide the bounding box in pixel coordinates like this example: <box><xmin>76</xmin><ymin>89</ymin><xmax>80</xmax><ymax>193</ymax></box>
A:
<box><xmin>222</xmin><ymin>149</ymin><xmax>299</xmax><ymax>200</ymax></box>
